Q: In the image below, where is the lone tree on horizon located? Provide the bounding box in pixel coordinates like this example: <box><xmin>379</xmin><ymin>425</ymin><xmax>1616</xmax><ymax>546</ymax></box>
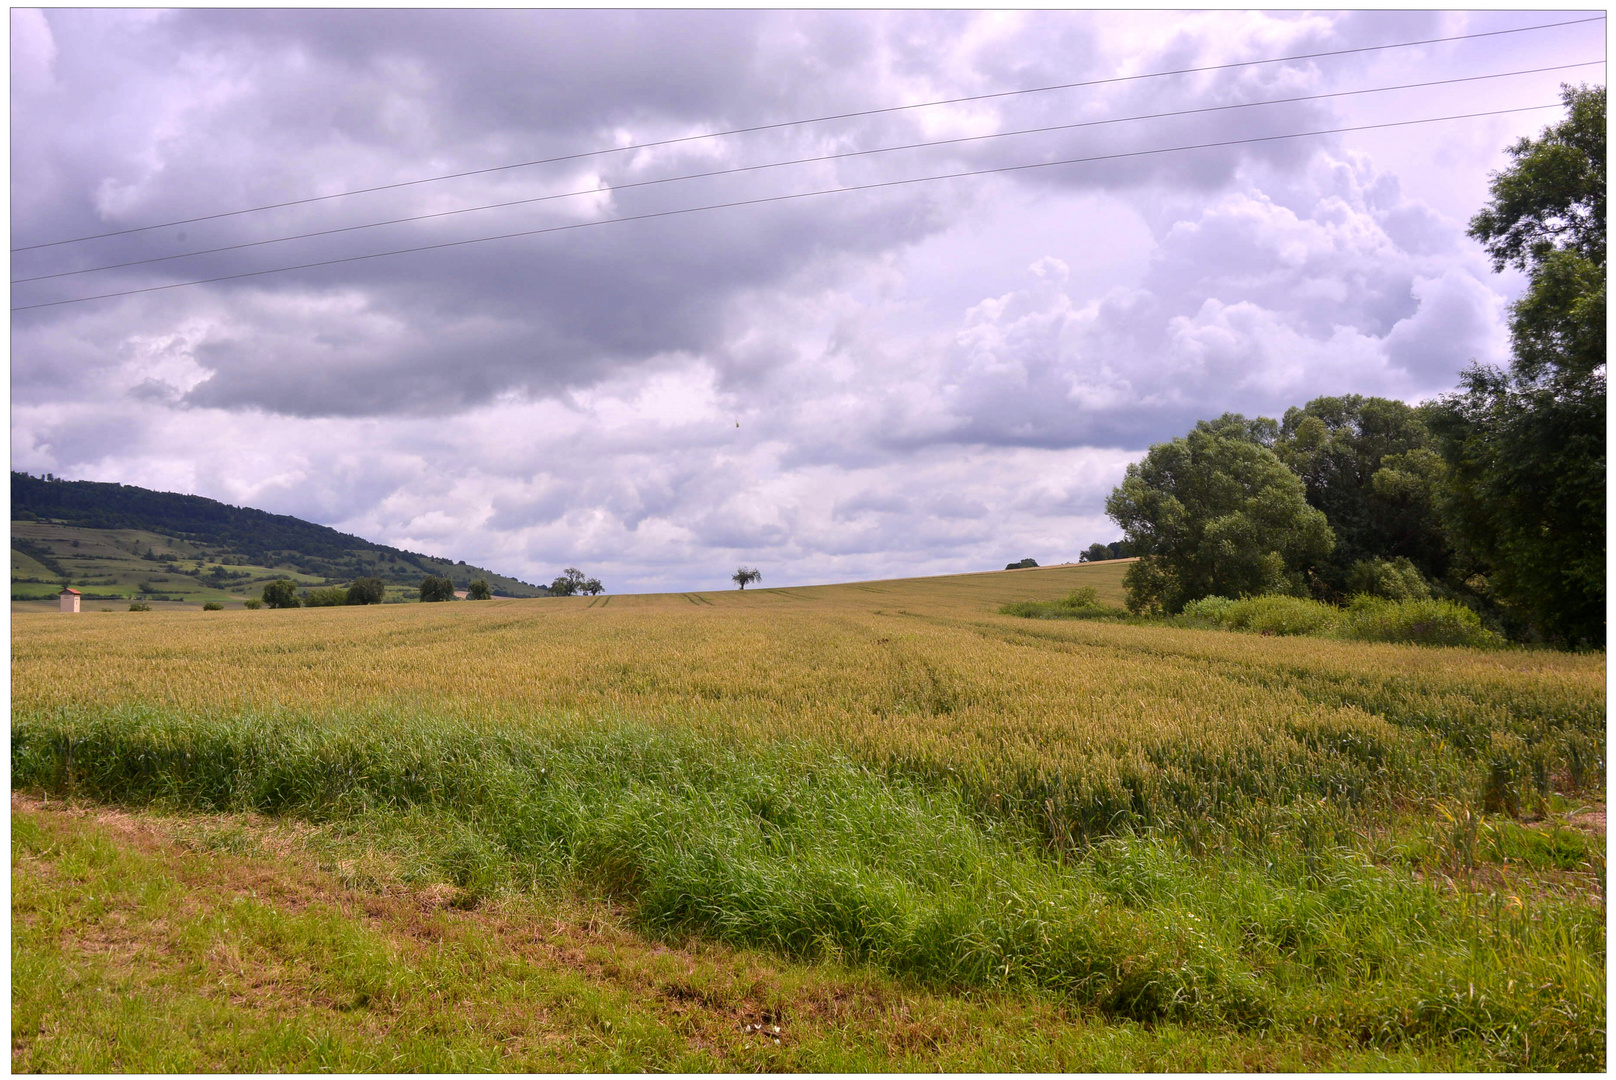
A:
<box><xmin>732</xmin><ymin>566</ymin><xmax>762</xmax><ymax>590</ymax></box>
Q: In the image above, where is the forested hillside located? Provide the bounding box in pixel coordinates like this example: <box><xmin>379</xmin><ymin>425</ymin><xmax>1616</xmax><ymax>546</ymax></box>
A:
<box><xmin>12</xmin><ymin>472</ymin><xmax>548</xmax><ymax>598</ymax></box>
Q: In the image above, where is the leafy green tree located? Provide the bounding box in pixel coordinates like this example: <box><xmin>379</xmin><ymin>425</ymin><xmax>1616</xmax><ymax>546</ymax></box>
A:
<box><xmin>346</xmin><ymin>577</ymin><xmax>387</xmax><ymax>605</ymax></box>
<box><xmin>732</xmin><ymin>566</ymin><xmax>762</xmax><ymax>589</ymax></box>
<box><xmin>1273</xmin><ymin>395</ymin><xmax>1450</xmax><ymax>591</ymax></box>
<box><xmin>1429</xmin><ymin>85</ymin><xmax>1605</xmax><ymax>645</ymax></box>
<box><xmin>261</xmin><ymin>579</ymin><xmax>301</xmax><ymax>609</ymax></box>
<box><xmin>419</xmin><ymin>575</ymin><xmax>456</xmax><ymax>602</ymax></box>
<box><xmin>467</xmin><ymin>578</ymin><xmax>493</xmax><ymax>600</ymax></box>
<box><xmin>549</xmin><ymin>567</ymin><xmax>603</xmax><ymax>596</ymax></box>
<box><xmin>1003</xmin><ymin>559</ymin><xmax>1038</xmax><ymax>571</ymax></box>
<box><xmin>1078</xmin><ymin>540</ymin><xmax>1133</xmax><ymax>563</ymax></box>
<box><xmin>1106</xmin><ymin>419</ymin><xmax>1335</xmax><ymax>613</ymax></box>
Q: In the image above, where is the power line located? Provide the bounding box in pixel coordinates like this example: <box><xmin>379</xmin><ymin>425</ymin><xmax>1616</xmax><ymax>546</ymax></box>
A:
<box><xmin>12</xmin><ymin>102</ymin><xmax>1563</xmax><ymax>313</ymax></box>
<box><xmin>11</xmin><ymin>14</ymin><xmax>1602</xmax><ymax>253</ymax></box>
<box><xmin>14</xmin><ymin>60</ymin><xmax>1601</xmax><ymax>285</ymax></box>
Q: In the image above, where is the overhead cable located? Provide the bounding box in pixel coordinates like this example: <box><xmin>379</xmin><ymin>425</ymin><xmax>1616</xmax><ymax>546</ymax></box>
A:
<box><xmin>12</xmin><ymin>102</ymin><xmax>1564</xmax><ymax>312</ymax></box>
<box><xmin>10</xmin><ymin>14</ymin><xmax>1602</xmax><ymax>253</ymax></box>
<box><xmin>13</xmin><ymin>60</ymin><xmax>1602</xmax><ymax>285</ymax></box>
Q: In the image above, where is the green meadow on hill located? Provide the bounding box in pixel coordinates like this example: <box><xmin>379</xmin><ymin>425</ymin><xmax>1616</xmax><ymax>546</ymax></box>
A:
<box><xmin>12</xmin><ymin>561</ymin><xmax>1605</xmax><ymax>1071</ymax></box>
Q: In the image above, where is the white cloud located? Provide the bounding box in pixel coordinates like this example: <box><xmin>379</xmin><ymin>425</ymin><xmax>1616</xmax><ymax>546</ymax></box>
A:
<box><xmin>11</xmin><ymin>10</ymin><xmax>1587</xmax><ymax>590</ymax></box>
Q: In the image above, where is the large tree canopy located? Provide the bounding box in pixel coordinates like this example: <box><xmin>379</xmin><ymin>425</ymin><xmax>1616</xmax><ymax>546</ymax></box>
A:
<box><xmin>1273</xmin><ymin>395</ymin><xmax>1450</xmax><ymax>591</ymax></box>
<box><xmin>1106</xmin><ymin>418</ymin><xmax>1335</xmax><ymax>613</ymax></box>
<box><xmin>1430</xmin><ymin>84</ymin><xmax>1605</xmax><ymax>645</ymax></box>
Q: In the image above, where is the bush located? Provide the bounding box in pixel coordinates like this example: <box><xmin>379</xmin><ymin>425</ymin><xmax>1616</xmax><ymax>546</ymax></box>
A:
<box><xmin>128</xmin><ymin>601</ymin><xmax>151</xmax><ymax>612</ymax></box>
<box><xmin>346</xmin><ymin>577</ymin><xmax>387</xmax><ymax>605</ymax></box>
<box><xmin>242</xmin><ymin>598</ymin><xmax>263</xmax><ymax>610</ymax></box>
<box><xmin>1345</xmin><ymin>557</ymin><xmax>1432</xmax><ymax>601</ymax></box>
<box><xmin>1176</xmin><ymin>595</ymin><xmax>1340</xmax><ymax>636</ymax></box>
<box><xmin>466</xmin><ymin>578</ymin><xmax>493</xmax><ymax>601</ymax></box>
<box><xmin>1000</xmin><ymin>587</ymin><xmax>1127</xmax><ymax>620</ymax></box>
<box><xmin>261</xmin><ymin>579</ymin><xmax>300</xmax><ymax>609</ymax></box>
<box><xmin>1004</xmin><ymin>558</ymin><xmax>1039</xmax><ymax>570</ymax></box>
<box><xmin>1338</xmin><ymin>595</ymin><xmax>1503</xmax><ymax>648</ymax></box>
<box><xmin>303</xmin><ymin>587</ymin><xmax>348</xmax><ymax>607</ymax></box>
<box><xmin>419</xmin><ymin>575</ymin><xmax>456</xmax><ymax>602</ymax></box>
<box><xmin>201</xmin><ymin>601</ymin><xmax>223</xmax><ymax>611</ymax></box>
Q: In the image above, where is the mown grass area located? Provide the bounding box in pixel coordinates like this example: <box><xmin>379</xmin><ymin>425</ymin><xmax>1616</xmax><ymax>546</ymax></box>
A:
<box><xmin>12</xmin><ymin>562</ymin><xmax>1606</xmax><ymax>1069</ymax></box>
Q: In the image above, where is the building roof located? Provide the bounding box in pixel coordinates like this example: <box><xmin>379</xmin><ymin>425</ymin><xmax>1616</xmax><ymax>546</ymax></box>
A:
<box><xmin>59</xmin><ymin>587</ymin><xmax>81</xmax><ymax>594</ymax></box>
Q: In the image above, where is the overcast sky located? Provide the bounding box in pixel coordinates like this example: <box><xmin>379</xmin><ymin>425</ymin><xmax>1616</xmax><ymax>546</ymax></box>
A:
<box><xmin>10</xmin><ymin>9</ymin><xmax>1605</xmax><ymax>591</ymax></box>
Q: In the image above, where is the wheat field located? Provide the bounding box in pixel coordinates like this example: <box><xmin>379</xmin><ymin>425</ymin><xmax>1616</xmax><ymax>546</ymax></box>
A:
<box><xmin>12</xmin><ymin>560</ymin><xmax>1606</xmax><ymax>1069</ymax></box>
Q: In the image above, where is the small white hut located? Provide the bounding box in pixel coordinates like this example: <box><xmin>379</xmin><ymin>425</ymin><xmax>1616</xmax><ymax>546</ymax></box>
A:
<box><xmin>59</xmin><ymin>587</ymin><xmax>81</xmax><ymax>613</ymax></box>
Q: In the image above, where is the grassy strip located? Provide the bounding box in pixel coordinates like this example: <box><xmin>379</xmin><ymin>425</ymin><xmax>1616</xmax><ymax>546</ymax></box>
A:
<box><xmin>15</xmin><ymin>798</ymin><xmax>1484</xmax><ymax>1072</ymax></box>
<box><xmin>12</xmin><ymin>710</ymin><xmax>1605</xmax><ymax>1068</ymax></box>
<box><xmin>1003</xmin><ymin>590</ymin><xmax>1501</xmax><ymax>649</ymax></box>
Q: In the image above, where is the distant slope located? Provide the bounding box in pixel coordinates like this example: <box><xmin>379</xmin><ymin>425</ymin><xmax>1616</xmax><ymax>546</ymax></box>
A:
<box><xmin>12</xmin><ymin>472</ymin><xmax>549</xmax><ymax>598</ymax></box>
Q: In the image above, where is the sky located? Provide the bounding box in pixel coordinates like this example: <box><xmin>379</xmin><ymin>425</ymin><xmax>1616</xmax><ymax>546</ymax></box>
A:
<box><xmin>9</xmin><ymin>9</ymin><xmax>1606</xmax><ymax>592</ymax></box>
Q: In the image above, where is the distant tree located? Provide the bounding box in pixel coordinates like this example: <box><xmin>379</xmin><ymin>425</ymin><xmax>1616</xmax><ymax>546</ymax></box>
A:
<box><xmin>1106</xmin><ymin>418</ymin><xmax>1335</xmax><ymax>614</ymax></box>
<box><xmin>1078</xmin><ymin>541</ymin><xmax>1133</xmax><ymax>563</ymax></box>
<box><xmin>261</xmin><ymin>579</ymin><xmax>301</xmax><ymax>609</ymax></box>
<box><xmin>467</xmin><ymin>578</ymin><xmax>493</xmax><ymax>600</ymax></box>
<box><xmin>1004</xmin><ymin>558</ymin><xmax>1038</xmax><ymax>570</ymax></box>
<box><xmin>550</xmin><ymin>567</ymin><xmax>602</xmax><ymax>596</ymax></box>
<box><xmin>346</xmin><ymin>577</ymin><xmax>387</xmax><ymax>605</ymax></box>
<box><xmin>419</xmin><ymin>575</ymin><xmax>456</xmax><ymax>602</ymax></box>
<box><xmin>242</xmin><ymin>598</ymin><xmax>263</xmax><ymax>610</ymax></box>
<box><xmin>201</xmin><ymin>601</ymin><xmax>223</xmax><ymax>611</ymax></box>
<box><xmin>732</xmin><ymin>566</ymin><xmax>762</xmax><ymax>589</ymax></box>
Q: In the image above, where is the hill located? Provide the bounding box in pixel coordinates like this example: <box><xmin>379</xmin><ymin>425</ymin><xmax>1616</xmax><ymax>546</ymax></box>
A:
<box><xmin>11</xmin><ymin>471</ymin><xmax>549</xmax><ymax>603</ymax></box>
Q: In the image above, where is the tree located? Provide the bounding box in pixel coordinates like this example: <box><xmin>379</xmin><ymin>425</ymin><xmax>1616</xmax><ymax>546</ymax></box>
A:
<box><xmin>1428</xmin><ymin>85</ymin><xmax>1605</xmax><ymax>645</ymax></box>
<box><xmin>1003</xmin><ymin>558</ymin><xmax>1038</xmax><ymax>570</ymax></box>
<box><xmin>732</xmin><ymin>566</ymin><xmax>762</xmax><ymax>589</ymax></box>
<box><xmin>346</xmin><ymin>576</ymin><xmax>387</xmax><ymax>605</ymax></box>
<box><xmin>419</xmin><ymin>575</ymin><xmax>456</xmax><ymax>602</ymax></box>
<box><xmin>1273</xmin><ymin>395</ymin><xmax>1451</xmax><ymax>592</ymax></box>
<box><xmin>1078</xmin><ymin>540</ymin><xmax>1134</xmax><ymax>563</ymax></box>
<box><xmin>261</xmin><ymin>579</ymin><xmax>301</xmax><ymax>609</ymax></box>
<box><xmin>1106</xmin><ymin>418</ymin><xmax>1335</xmax><ymax>613</ymax></box>
<box><xmin>549</xmin><ymin>567</ymin><xmax>603</xmax><ymax>596</ymax></box>
<box><xmin>466</xmin><ymin>578</ymin><xmax>493</xmax><ymax>600</ymax></box>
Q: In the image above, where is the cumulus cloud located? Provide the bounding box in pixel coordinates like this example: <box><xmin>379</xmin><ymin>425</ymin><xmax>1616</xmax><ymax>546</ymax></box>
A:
<box><xmin>10</xmin><ymin>10</ymin><xmax>1590</xmax><ymax>588</ymax></box>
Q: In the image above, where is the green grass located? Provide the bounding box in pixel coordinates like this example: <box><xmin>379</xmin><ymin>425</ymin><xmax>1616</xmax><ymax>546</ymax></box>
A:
<box><xmin>11</xmin><ymin>709</ymin><xmax>1605</xmax><ymax>1068</ymax></box>
<box><xmin>16</xmin><ymin>800</ymin><xmax>1490</xmax><ymax>1072</ymax></box>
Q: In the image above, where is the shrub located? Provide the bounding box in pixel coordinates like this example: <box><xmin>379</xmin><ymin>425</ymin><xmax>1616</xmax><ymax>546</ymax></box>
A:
<box><xmin>346</xmin><ymin>577</ymin><xmax>387</xmax><ymax>605</ymax></box>
<box><xmin>999</xmin><ymin>587</ymin><xmax>1127</xmax><ymax>620</ymax></box>
<box><xmin>261</xmin><ymin>579</ymin><xmax>301</xmax><ymax>609</ymax></box>
<box><xmin>1176</xmin><ymin>595</ymin><xmax>1340</xmax><ymax>636</ymax></box>
<box><xmin>127</xmin><ymin>601</ymin><xmax>151</xmax><ymax>612</ymax></box>
<box><xmin>1345</xmin><ymin>557</ymin><xmax>1432</xmax><ymax>600</ymax></box>
<box><xmin>1004</xmin><ymin>558</ymin><xmax>1039</xmax><ymax>570</ymax></box>
<box><xmin>1338</xmin><ymin>595</ymin><xmax>1503</xmax><ymax>648</ymax></box>
<box><xmin>419</xmin><ymin>575</ymin><xmax>456</xmax><ymax>602</ymax></box>
<box><xmin>303</xmin><ymin>587</ymin><xmax>348</xmax><ymax>607</ymax></box>
<box><xmin>201</xmin><ymin>601</ymin><xmax>223</xmax><ymax>611</ymax></box>
<box><xmin>242</xmin><ymin>599</ymin><xmax>263</xmax><ymax>610</ymax></box>
<box><xmin>467</xmin><ymin>578</ymin><xmax>493</xmax><ymax>601</ymax></box>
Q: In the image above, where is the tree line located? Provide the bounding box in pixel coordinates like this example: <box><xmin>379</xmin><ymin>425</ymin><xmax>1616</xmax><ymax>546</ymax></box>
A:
<box><xmin>1104</xmin><ymin>87</ymin><xmax>1604</xmax><ymax>648</ymax></box>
